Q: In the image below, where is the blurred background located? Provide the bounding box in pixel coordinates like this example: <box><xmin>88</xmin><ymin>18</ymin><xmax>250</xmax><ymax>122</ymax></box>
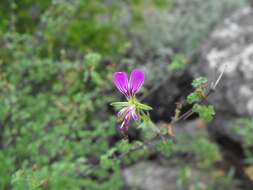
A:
<box><xmin>0</xmin><ymin>0</ymin><xmax>253</xmax><ymax>189</ymax></box>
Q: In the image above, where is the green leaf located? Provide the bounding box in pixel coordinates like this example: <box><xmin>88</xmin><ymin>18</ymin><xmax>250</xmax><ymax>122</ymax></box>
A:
<box><xmin>110</xmin><ymin>102</ymin><xmax>129</xmax><ymax>109</ymax></box>
<box><xmin>191</xmin><ymin>77</ymin><xmax>208</xmax><ymax>88</ymax></box>
<box><xmin>192</xmin><ymin>104</ymin><xmax>215</xmax><ymax>123</ymax></box>
<box><xmin>168</xmin><ymin>54</ymin><xmax>187</xmax><ymax>72</ymax></box>
<box><xmin>138</xmin><ymin>111</ymin><xmax>151</xmax><ymax>123</ymax></box>
<box><xmin>136</xmin><ymin>102</ymin><xmax>152</xmax><ymax>110</ymax></box>
<box><xmin>187</xmin><ymin>91</ymin><xmax>202</xmax><ymax>104</ymax></box>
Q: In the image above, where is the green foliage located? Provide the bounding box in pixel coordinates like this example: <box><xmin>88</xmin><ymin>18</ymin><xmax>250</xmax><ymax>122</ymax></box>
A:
<box><xmin>129</xmin><ymin>0</ymin><xmax>246</xmax><ymax>86</ymax></box>
<box><xmin>11</xmin><ymin>169</ymin><xmax>48</xmax><ymax>190</ymax></box>
<box><xmin>136</xmin><ymin>102</ymin><xmax>153</xmax><ymax>111</ymax></box>
<box><xmin>156</xmin><ymin>139</ymin><xmax>174</xmax><ymax>157</ymax></box>
<box><xmin>192</xmin><ymin>104</ymin><xmax>215</xmax><ymax>123</ymax></box>
<box><xmin>177</xmin><ymin>167</ymin><xmax>192</xmax><ymax>188</ymax></box>
<box><xmin>153</xmin><ymin>0</ymin><xmax>171</xmax><ymax>8</ymax></box>
<box><xmin>186</xmin><ymin>77</ymin><xmax>215</xmax><ymax>123</ymax></box>
<box><xmin>187</xmin><ymin>91</ymin><xmax>203</xmax><ymax>104</ymax></box>
<box><xmin>0</xmin><ymin>0</ymin><xmax>131</xmax><ymax>56</ymax></box>
<box><xmin>175</xmin><ymin>136</ymin><xmax>220</xmax><ymax>168</ymax></box>
<box><xmin>191</xmin><ymin>138</ymin><xmax>221</xmax><ymax>167</ymax></box>
<box><xmin>85</xmin><ymin>53</ymin><xmax>102</xmax><ymax>68</ymax></box>
<box><xmin>187</xmin><ymin>77</ymin><xmax>208</xmax><ymax>104</ymax></box>
<box><xmin>0</xmin><ymin>1</ymin><xmax>173</xmax><ymax>189</ymax></box>
<box><xmin>0</xmin><ymin>49</ymin><xmax>119</xmax><ymax>189</ymax></box>
<box><xmin>0</xmin><ymin>0</ymin><xmax>239</xmax><ymax>189</ymax></box>
<box><xmin>235</xmin><ymin>118</ymin><xmax>253</xmax><ymax>147</ymax></box>
<box><xmin>168</xmin><ymin>54</ymin><xmax>187</xmax><ymax>72</ymax></box>
<box><xmin>176</xmin><ymin>166</ymin><xmax>234</xmax><ymax>190</ymax></box>
<box><xmin>234</xmin><ymin>118</ymin><xmax>253</xmax><ymax>164</ymax></box>
<box><xmin>110</xmin><ymin>100</ymin><xmax>152</xmax><ymax>111</ymax></box>
<box><xmin>116</xmin><ymin>140</ymin><xmax>132</xmax><ymax>153</ymax></box>
<box><xmin>0</xmin><ymin>1</ymin><xmax>129</xmax><ymax>189</ymax></box>
<box><xmin>175</xmin><ymin>134</ymin><xmax>233</xmax><ymax>189</ymax></box>
<box><xmin>191</xmin><ymin>77</ymin><xmax>208</xmax><ymax>88</ymax></box>
<box><xmin>110</xmin><ymin>102</ymin><xmax>130</xmax><ymax>110</ymax></box>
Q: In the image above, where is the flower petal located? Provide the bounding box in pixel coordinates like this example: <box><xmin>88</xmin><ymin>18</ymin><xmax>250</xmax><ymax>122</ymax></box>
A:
<box><xmin>131</xmin><ymin>111</ymin><xmax>138</xmax><ymax>121</ymax></box>
<box><xmin>129</xmin><ymin>69</ymin><xmax>145</xmax><ymax>96</ymax></box>
<box><xmin>117</xmin><ymin>107</ymin><xmax>128</xmax><ymax>120</ymax></box>
<box><xmin>113</xmin><ymin>72</ymin><xmax>128</xmax><ymax>96</ymax></box>
<box><xmin>124</xmin><ymin>113</ymin><xmax>131</xmax><ymax>125</ymax></box>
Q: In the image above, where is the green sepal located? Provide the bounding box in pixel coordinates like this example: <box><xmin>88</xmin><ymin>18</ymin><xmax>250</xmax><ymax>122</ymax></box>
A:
<box><xmin>136</xmin><ymin>102</ymin><xmax>152</xmax><ymax>110</ymax></box>
<box><xmin>110</xmin><ymin>102</ymin><xmax>130</xmax><ymax>109</ymax></box>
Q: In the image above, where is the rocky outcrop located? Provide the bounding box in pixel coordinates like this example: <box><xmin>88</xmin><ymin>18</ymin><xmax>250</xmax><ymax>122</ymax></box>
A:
<box><xmin>122</xmin><ymin>162</ymin><xmax>178</xmax><ymax>190</ymax></box>
<box><xmin>194</xmin><ymin>6</ymin><xmax>253</xmax><ymax>138</ymax></box>
<box><xmin>123</xmin><ymin>6</ymin><xmax>253</xmax><ymax>190</ymax></box>
<box><xmin>122</xmin><ymin>120</ymin><xmax>205</xmax><ymax>190</ymax></box>
<box><xmin>190</xmin><ymin>6</ymin><xmax>253</xmax><ymax>186</ymax></box>
<box><xmin>193</xmin><ymin>7</ymin><xmax>253</xmax><ymax>117</ymax></box>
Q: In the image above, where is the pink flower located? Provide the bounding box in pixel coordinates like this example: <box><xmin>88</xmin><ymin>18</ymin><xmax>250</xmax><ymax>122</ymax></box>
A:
<box><xmin>113</xmin><ymin>69</ymin><xmax>145</xmax><ymax>133</ymax></box>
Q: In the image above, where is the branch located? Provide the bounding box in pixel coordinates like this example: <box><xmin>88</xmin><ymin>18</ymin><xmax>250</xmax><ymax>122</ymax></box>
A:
<box><xmin>112</xmin><ymin>63</ymin><xmax>227</xmax><ymax>161</ymax></box>
<box><xmin>83</xmin><ymin>64</ymin><xmax>227</xmax><ymax>176</ymax></box>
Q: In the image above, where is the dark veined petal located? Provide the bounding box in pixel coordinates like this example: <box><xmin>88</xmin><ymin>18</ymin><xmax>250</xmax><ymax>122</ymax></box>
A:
<box><xmin>129</xmin><ymin>69</ymin><xmax>145</xmax><ymax>96</ymax></box>
<box><xmin>113</xmin><ymin>72</ymin><xmax>128</xmax><ymax>96</ymax></box>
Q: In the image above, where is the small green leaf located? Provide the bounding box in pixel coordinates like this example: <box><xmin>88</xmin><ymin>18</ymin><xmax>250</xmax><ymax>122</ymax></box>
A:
<box><xmin>136</xmin><ymin>102</ymin><xmax>152</xmax><ymax>110</ymax></box>
<box><xmin>138</xmin><ymin>111</ymin><xmax>151</xmax><ymax>123</ymax></box>
<box><xmin>192</xmin><ymin>104</ymin><xmax>215</xmax><ymax>123</ymax></box>
<box><xmin>187</xmin><ymin>91</ymin><xmax>202</xmax><ymax>104</ymax></box>
<box><xmin>191</xmin><ymin>77</ymin><xmax>208</xmax><ymax>88</ymax></box>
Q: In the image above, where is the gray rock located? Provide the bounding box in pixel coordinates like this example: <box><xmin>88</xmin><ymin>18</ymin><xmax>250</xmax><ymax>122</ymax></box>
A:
<box><xmin>131</xmin><ymin>0</ymin><xmax>247</xmax><ymax>121</ymax></box>
<box><xmin>122</xmin><ymin>162</ymin><xmax>178</xmax><ymax>190</ymax></box>
<box><xmin>192</xmin><ymin>7</ymin><xmax>253</xmax><ymax>117</ymax></box>
<box><xmin>190</xmin><ymin>7</ymin><xmax>253</xmax><ymax>184</ymax></box>
<box><xmin>123</xmin><ymin>120</ymin><xmax>224</xmax><ymax>190</ymax></box>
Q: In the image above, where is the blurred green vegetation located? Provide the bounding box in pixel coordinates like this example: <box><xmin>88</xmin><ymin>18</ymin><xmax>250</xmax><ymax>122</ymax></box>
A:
<box><xmin>0</xmin><ymin>0</ymin><xmax>248</xmax><ymax>189</ymax></box>
<box><xmin>0</xmin><ymin>1</ymin><xmax>170</xmax><ymax>189</ymax></box>
<box><xmin>235</xmin><ymin>119</ymin><xmax>253</xmax><ymax>164</ymax></box>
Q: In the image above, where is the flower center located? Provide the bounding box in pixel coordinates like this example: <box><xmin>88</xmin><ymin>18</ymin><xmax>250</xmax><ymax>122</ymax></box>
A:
<box><xmin>128</xmin><ymin>98</ymin><xmax>138</xmax><ymax>108</ymax></box>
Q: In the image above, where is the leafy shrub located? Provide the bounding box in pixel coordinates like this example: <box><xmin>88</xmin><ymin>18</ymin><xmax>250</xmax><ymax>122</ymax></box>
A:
<box><xmin>0</xmin><ymin>0</ymin><xmax>182</xmax><ymax>189</ymax></box>
<box><xmin>0</xmin><ymin>0</ymin><xmax>245</xmax><ymax>189</ymax></box>
<box><xmin>0</xmin><ymin>1</ymin><xmax>140</xmax><ymax>189</ymax></box>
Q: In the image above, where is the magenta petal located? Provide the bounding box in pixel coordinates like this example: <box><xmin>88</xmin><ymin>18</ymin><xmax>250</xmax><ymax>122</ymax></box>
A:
<box><xmin>124</xmin><ymin>114</ymin><xmax>131</xmax><ymax>125</ymax></box>
<box><xmin>129</xmin><ymin>69</ymin><xmax>145</xmax><ymax>96</ymax></box>
<box><xmin>117</xmin><ymin>107</ymin><xmax>128</xmax><ymax>118</ymax></box>
<box><xmin>113</xmin><ymin>72</ymin><xmax>128</xmax><ymax>95</ymax></box>
<box><xmin>131</xmin><ymin>111</ymin><xmax>138</xmax><ymax>121</ymax></box>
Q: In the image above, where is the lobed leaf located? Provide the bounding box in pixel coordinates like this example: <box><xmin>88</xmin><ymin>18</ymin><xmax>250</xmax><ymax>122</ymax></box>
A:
<box><xmin>191</xmin><ymin>77</ymin><xmax>208</xmax><ymax>88</ymax></box>
<box><xmin>192</xmin><ymin>104</ymin><xmax>215</xmax><ymax>123</ymax></box>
